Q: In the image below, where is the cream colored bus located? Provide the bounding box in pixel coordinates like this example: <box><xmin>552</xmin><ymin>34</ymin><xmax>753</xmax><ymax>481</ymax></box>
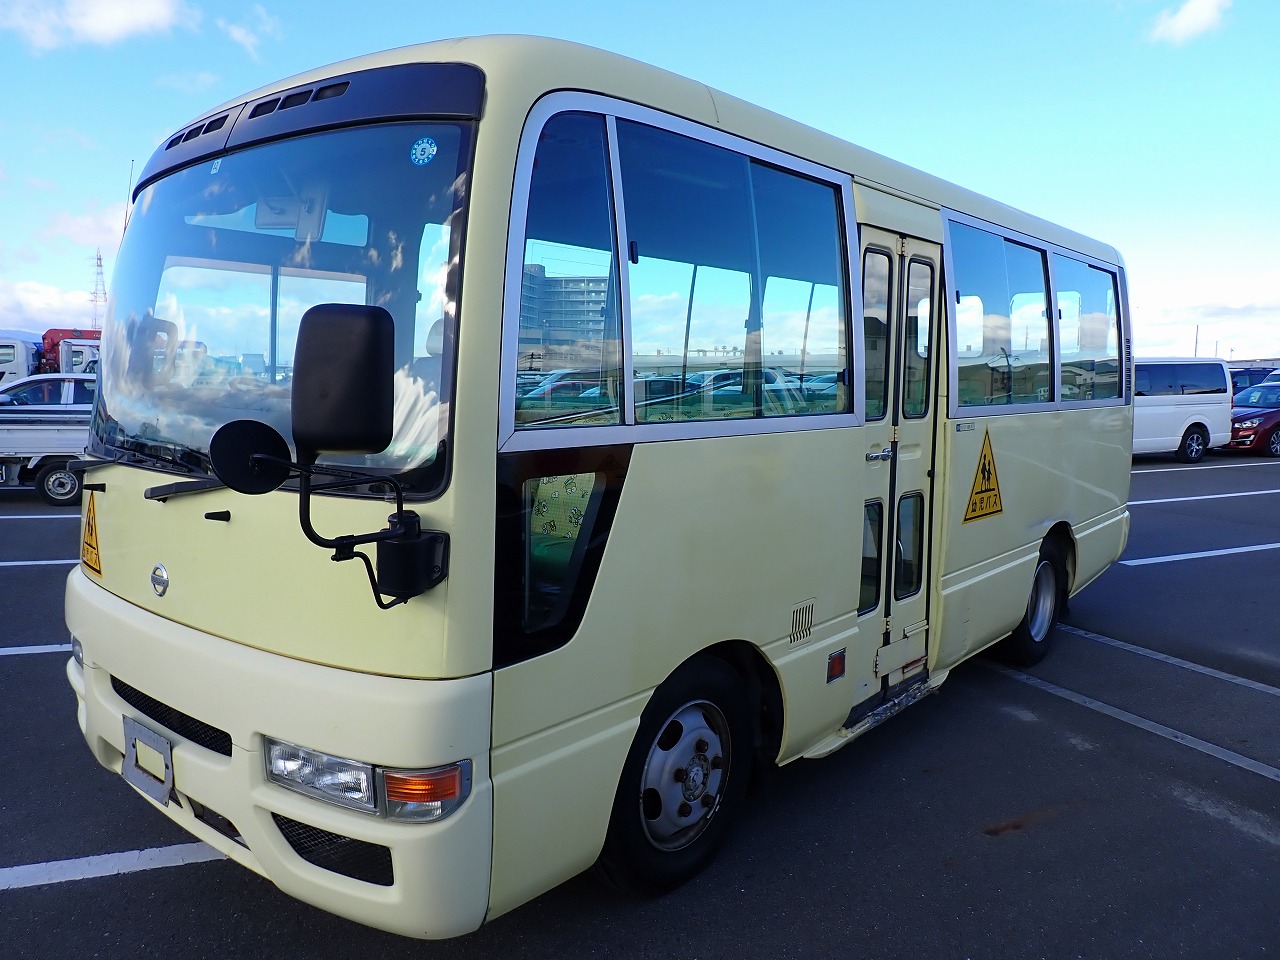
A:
<box><xmin>65</xmin><ymin>36</ymin><xmax>1131</xmax><ymax>939</ymax></box>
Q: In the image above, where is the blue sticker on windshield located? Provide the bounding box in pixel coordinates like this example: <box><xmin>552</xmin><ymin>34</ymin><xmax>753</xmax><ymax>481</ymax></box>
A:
<box><xmin>410</xmin><ymin>137</ymin><xmax>438</xmax><ymax>166</ymax></box>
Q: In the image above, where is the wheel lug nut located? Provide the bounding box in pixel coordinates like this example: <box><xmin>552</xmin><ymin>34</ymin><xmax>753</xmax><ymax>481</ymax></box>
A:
<box><xmin>711</xmin><ymin>755</ymin><xmax>723</xmax><ymax>769</ymax></box>
<box><xmin>701</xmin><ymin>793</ymin><xmax>715</xmax><ymax>808</ymax></box>
<box><xmin>695</xmin><ymin>739</ymin><xmax>709</xmax><ymax>754</ymax></box>
<box><xmin>673</xmin><ymin>767</ymin><xmax>688</xmax><ymax>783</ymax></box>
<box><xmin>678</xmin><ymin>801</ymin><xmax>693</xmax><ymax>818</ymax></box>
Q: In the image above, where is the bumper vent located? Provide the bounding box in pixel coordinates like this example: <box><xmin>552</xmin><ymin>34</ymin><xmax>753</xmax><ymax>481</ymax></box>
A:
<box><xmin>190</xmin><ymin>800</ymin><xmax>246</xmax><ymax>847</ymax></box>
<box><xmin>272</xmin><ymin>814</ymin><xmax>394</xmax><ymax>886</ymax></box>
<box><xmin>111</xmin><ymin>677</ymin><xmax>233</xmax><ymax>757</ymax></box>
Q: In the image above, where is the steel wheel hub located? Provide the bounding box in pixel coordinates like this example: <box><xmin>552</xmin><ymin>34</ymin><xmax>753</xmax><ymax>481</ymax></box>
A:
<box><xmin>638</xmin><ymin>700</ymin><xmax>729</xmax><ymax>851</ymax></box>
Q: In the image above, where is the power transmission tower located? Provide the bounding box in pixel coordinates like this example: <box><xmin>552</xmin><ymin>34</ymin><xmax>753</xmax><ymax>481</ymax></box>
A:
<box><xmin>90</xmin><ymin>248</ymin><xmax>107</xmax><ymax>329</ymax></box>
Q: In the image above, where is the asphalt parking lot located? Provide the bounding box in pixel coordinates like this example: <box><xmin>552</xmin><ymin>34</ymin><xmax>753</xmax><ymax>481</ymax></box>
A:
<box><xmin>4</xmin><ymin>453</ymin><xmax>1280</xmax><ymax>959</ymax></box>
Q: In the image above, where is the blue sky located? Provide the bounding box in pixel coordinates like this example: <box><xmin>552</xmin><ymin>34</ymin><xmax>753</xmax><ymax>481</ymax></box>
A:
<box><xmin>0</xmin><ymin>0</ymin><xmax>1274</xmax><ymax>359</ymax></box>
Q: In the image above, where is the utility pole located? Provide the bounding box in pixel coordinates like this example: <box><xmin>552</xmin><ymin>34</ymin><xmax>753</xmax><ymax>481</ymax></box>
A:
<box><xmin>90</xmin><ymin>248</ymin><xmax>106</xmax><ymax>329</ymax></box>
<box><xmin>1193</xmin><ymin>324</ymin><xmax>1199</xmax><ymax>357</ymax></box>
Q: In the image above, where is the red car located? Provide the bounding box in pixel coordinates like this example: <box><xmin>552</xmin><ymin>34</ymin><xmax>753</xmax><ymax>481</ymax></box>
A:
<box><xmin>1228</xmin><ymin>384</ymin><xmax>1280</xmax><ymax>456</ymax></box>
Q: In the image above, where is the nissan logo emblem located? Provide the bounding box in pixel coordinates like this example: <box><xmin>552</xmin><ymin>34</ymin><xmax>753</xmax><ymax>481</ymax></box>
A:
<box><xmin>150</xmin><ymin>564</ymin><xmax>170</xmax><ymax>597</ymax></box>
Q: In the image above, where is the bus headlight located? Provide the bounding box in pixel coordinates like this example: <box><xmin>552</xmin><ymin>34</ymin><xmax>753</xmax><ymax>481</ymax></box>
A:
<box><xmin>264</xmin><ymin>737</ymin><xmax>472</xmax><ymax>822</ymax></box>
<box><xmin>265</xmin><ymin>738</ymin><xmax>377</xmax><ymax>813</ymax></box>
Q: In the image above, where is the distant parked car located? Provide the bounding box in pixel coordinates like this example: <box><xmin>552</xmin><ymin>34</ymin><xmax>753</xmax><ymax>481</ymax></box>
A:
<box><xmin>1227</xmin><ymin>384</ymin><xmax>1280</xmax><ymax>457</ymax></box>
<box><xmin>0</xmin><ymin>372</ymin><xmax>96</xmax><ymax>412</ymax></box>
<box><xmin>1230</xmin><ymin>367</ymin><xmax>1277</xmax><ymax>392</ymax></box>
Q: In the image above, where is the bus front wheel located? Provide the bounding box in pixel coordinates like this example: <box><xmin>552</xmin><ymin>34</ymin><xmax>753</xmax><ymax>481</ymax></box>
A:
<box><xmin>1001</xmin><ymin>542</ymin><xmax>1067</xmax><ymax>667</ymax></box>
<box><xmin>596</xmin><ymin>657</ymin><xmax>752</xmax><ymax>894</ymax></box>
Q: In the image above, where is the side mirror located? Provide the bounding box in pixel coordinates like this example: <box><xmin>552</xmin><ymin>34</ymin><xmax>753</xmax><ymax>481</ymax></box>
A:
<box><xmin>0</xmin><ymin>395</ymin><xmax>12</xmax><ymax>406</ymax></box>
<box><xmin>207</xmin><ymin>303</ymin><xmax>448</xmax><ymax>609</ymax></box>
<box><xmin>291</xmin><ymin>303</ymin><xmax>394</xmax><ymax>465</ymax></box>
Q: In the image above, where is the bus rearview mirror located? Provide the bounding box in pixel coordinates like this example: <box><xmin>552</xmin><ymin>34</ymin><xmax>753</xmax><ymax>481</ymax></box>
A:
<box><xmin>291</xmin><ymin>303</ymin><xmax>395</xmax><ymax>465</ymax></box>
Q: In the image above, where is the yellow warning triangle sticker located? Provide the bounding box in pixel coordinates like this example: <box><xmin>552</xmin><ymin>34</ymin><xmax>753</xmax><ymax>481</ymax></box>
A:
<box><xmin>963</xmin><ymin>429</ymin><xmax>1003</xmax><ymax>523</ymax></box>
<box><xmin>81</xmin><ymin>491</ymin><xmax>103</xmax><ymax>576</ymax></box>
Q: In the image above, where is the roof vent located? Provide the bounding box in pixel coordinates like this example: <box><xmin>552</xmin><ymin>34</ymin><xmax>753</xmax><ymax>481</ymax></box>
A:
<box><xmin>313</xmin><ymin>81</ymin><xmax>349</xmax><ymax>102</ymax></box>
<box><xmin>249</xmin><ymin>98</ymin><xmax>281</xmax><ymax>119</ymax></box>
<box><xmin>280</xmin><ymin>90</ymin><xmax>312</xmax><ymax>110</ymax></box>
<box><xmin>164</xmin><ymin>113</ymin><xmax>230</xmax><ymax>151</ymax></box>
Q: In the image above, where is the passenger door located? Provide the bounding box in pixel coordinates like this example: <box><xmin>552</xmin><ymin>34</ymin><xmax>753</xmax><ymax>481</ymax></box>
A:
<box><xmin>857</xmin><ymin>228</ymin><xmax>940</xmax><ymax>704</ymax></box>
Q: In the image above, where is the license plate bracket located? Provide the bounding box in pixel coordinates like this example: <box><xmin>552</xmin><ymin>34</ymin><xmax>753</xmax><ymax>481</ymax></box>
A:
<box><xmin>122</xmin><ymin>716</ymin><xmax>174</xmax><ymax>806</ymax></box>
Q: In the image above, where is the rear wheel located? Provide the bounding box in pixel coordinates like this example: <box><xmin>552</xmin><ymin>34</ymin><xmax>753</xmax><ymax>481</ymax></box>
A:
<box><xmin>1175</xmin><ymin>425</ymin><xmax>1209</xmax><ymax>464</ymax></box>
<box><xmin>596</xmin><ymin>657</ymin><xmax>752</xmax><ymax>893</ymax></box>
<box><xmin>35</xmin><ymin>461</ymin><xmax>81</xmax><ymax>506</ymax></box>
<box><xmin>1001</xmin><ymin>542</ymin><xmax>1066</xmax><ymax>667</ymax></box>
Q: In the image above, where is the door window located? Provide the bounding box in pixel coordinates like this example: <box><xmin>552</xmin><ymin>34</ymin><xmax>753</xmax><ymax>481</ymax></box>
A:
<box><xmin>902</xmin><ymin>260</ymin><xmax>933</xmax><ymax>419</ymax></box>
<box><xmin>862</xmin><ymin>251</ymin><xmax>892</xmax><ymax>421</ymax></box>
<box><xmin>894</xmin><ymin>493</ymin><xmax>925</xmax><ymax>600</ymax></box>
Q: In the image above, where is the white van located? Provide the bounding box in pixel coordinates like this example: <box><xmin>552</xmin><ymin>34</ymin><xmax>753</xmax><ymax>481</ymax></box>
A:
<box><xmin>1133</xmin><ymin>358</ymin><xmax>1232</xmax><ymax>463</ymax></box>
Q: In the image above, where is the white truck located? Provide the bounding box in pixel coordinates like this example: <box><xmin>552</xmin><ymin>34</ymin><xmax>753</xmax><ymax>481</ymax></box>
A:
<box><xmin>0</xmin><ymin>329</ymin><xmax>41</xmax><ymax>385</ymax></box>
<box><xmin>0</xmin><ymin>372</ymin><xmax>93</xmax><ymax>505</ymax></box>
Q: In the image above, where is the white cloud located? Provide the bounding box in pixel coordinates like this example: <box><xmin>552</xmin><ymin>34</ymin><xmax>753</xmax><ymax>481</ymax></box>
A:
<box><xmin>216</xmin><ymin>5</ymin><xmax>281</xmax><ymax>60</ymax></box>
<box><xmin>0</xmin><ymin>0</ymin><xmax>200</xmax><ymax>51</ymax></box>
<box><xmin>1150</xmin><ymin>0</ymin><xmax>1232</xmax><ymax>45</ymax></box>
<box><xmin>42</xmin><ymin>202</ymin><xmax>129</xmax><ymax>252</ymax></box>
<box><xmin>0</xmin><ymin>278</ymin><xmax>95</xmax><ymax>336</ymax></box>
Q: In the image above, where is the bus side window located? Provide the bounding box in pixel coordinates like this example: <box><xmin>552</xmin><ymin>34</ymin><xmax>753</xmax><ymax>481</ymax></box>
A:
<box><xmin>517</xmin><ymin>112</ymin><xmax>623</xmax><ymax>429</ymax></box>
<box><xmin>616</xmin><ymin>119</ymin><xmax>847</xmax><ymax>422</ymax></box>
<box><xmin>523</xmin><ymin>472</ymin><xmax>601</xmax><ymax>632</ymax></box>
<box><xmin>950</xmin><ymin>221</ymin><xmax>1052</xmax><ymax>407</ymax></box>
<box><xmin>1054</xmin><ymin>254</ymin><xmax>1122</xmax><ymax>402</ymax></box>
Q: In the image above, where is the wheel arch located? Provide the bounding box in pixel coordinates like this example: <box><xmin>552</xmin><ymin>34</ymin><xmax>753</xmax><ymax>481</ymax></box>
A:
<box><xmin>1043</xmin><ymin>521</ymin><xmax>1077</xmax><ymax>598</ymax></box>
<box><xmin>683</xmin><ymin>640</ymin><xmax>784</xmax><ymax>770</ymax></box>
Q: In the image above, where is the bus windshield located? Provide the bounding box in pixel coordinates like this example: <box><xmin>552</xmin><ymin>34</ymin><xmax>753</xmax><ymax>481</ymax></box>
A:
<box><xmin>92</xmin><ymin>120</ymin><xmax>472</xmax><ymax>496</ymax></box>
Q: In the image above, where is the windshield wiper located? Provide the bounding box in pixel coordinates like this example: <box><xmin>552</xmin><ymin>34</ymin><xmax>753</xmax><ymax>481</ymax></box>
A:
<box><xmin>111</xmin><ymin>437</ymin><xmax>211</xmax><ymax>475</ymax></box>
<box><xmin>144</xmin><ymin>476</ymin><xmax>225</xmax><ymax>502</ymax></box>
<box><xmin>95</xmin><ymin>437</ymin><xmax>228</xmax><ymax>501</ymax></box>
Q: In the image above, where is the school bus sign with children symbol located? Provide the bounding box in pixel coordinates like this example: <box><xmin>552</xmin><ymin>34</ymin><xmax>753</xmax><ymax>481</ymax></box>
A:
<box><xmin>963</xmin><ymin>430</ymin><xmax>1003</xmax><ymax>523</ymax></box>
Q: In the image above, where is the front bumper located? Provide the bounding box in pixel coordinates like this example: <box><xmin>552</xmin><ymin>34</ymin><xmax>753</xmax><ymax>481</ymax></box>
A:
<box><xmin>65</xmin><ymin>567</ymin><xmax>494</xmax><ymax>940</ymax></box>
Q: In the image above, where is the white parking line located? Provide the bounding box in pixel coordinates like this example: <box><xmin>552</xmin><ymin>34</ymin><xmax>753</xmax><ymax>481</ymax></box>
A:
<box><xmin>1119</xmin><ymin>542</ymin><xmax>1280</xmax><ymax>566</ymax></box>
<box><xmin>0</xmin><ymin>559</ymin><xmax>78</xmax><ymax>568</ymax></box>
<box><xmin>1059</xmin><ymin>624</ymin><xmax>1280</xmax><ymax>699</ymax></box>
<box><xmin>0</xmin><ymin>843</ymin><xmax>226</xmax><ymax>891</ymax></box>
<box><xmin>0</xmin><ymin>514</ymin><xmax>80</xmax><ymax>520</ymax></box>
<box><xmin>0</xmin><ymin>644</ymin><xmax>71</xmax><ymax>657</ymax></box>
<box><xmin>993</xmin><ymin>666</ymin><xmax>1280</xmax><ymax>785</ymax></box>
<box><xmin>1130</xmin><ymin>488</ymin><xmax>1280</xmax><ymax>505</ymax></box>
<box><xmin>1133</xmin><ymin>460</ymin><xmax>1280</xmax><ymax>474</ymax></box>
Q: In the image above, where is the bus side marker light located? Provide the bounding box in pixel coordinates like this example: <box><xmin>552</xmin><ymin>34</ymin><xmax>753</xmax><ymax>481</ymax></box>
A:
<box><xmin>827</xmin><ymin>649</ymin><xmax>846</xmax><ymax>683</ymax></box>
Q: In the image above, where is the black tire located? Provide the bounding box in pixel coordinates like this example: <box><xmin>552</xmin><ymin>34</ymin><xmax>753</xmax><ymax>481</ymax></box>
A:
<box><xmin>596</xmin><ymin>657</ymin><xmax>752</xmax><ymax>894</ymax></box>
<box><xmin>1000</xmin><ymin>541</ymin><xmax>1067</xmax><ymax>667</ymax></box>
<box><xmin>1175</xmin><ymin>425</ymin><xmax>1209</xmax><ymax>464</ymax></box>
<box><xmin>35</xmin><ymin>461</ymin><xmax>81</xmax><ymax>506</ymax></box>
<box><xmin>1267</xmin><ymin>428</ymin><xmax>1280</xmax><ymax>458</ymax></box>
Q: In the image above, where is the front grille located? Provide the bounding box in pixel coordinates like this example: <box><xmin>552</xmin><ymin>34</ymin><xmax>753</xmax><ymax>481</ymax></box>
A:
<box><xmin>111</xmin><ymin>677</ymin><xmax>233</xmax><ymax>757</ymax></box>
<box><xmin>272</xmin><ymin>814</ymin><xmax>394</xmax><ymax>887</ymax></box>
